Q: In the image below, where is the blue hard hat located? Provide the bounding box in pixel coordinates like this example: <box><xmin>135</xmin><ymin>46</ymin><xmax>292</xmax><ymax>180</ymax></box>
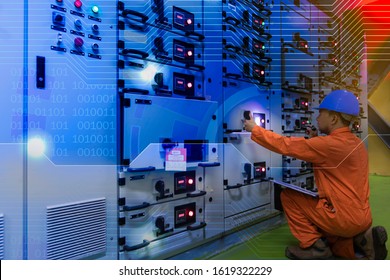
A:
<box><xmin>315</xmin><ymin>90</ymin><xmax>359</xmax><ymax>116</ymax></box>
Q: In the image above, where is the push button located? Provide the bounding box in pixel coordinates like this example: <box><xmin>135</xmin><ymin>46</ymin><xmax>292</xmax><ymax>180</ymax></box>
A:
<box><xmin>74</xmin><ymin>19</ymin><xmax>82</xmax><ymax>29</ymax></box>
<box><xmin>74</xmin><ymin>37</ymin><xmax>84</xmax><ymax>47</ymax></box>
<box><xmin>52</xmin><ymin>12</ymin><xmax>65</xmax><ymax>26</ymax></box>
<box><xmin>91</xmin><ymin>24</ymin><xmax>99</xmax><ymax>33</ymax></box>
<box><xmin>91</xmin><ymin>43</ymin><xmax>99</xmax><ymax>52</ymax></box>
<box><xmin>74</xmin><ymin>0</ymin><xmax>82</xmax><ymax>9</ymax></box>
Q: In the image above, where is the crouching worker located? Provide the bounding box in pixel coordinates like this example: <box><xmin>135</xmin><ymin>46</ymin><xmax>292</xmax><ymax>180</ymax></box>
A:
<box><xmin>243</xmin><ymin>90</ymin><xmax>387</xmax><ymax>260</ymax></box>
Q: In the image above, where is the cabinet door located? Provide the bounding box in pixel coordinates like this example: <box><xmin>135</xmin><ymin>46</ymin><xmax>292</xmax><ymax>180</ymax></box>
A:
<box><xmin>25</xmin><ymin>0</ymin><xmax>118</xmax><ymax>260</ymax></box>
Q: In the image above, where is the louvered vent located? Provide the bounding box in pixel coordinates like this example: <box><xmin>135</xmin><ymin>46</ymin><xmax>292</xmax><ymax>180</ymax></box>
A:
<box><xmin>0</xmin><ymin>214</ymin><xmax>4</xmax><ymax>260</ymax></box>
<box><xmin>47</xmin><ymin>198</ymin><xmax>106</xmax><ymax>260</ymax></box>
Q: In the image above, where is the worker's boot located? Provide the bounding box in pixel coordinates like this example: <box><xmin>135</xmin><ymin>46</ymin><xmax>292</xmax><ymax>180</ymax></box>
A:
<box><xmin>354</xmin><ymin>226</ymin><xmax>388</xmax><ymax>260</ymax></box>
<box><xmin>285</xmin><ymin>238</ymin><xmax>333</xmax><ymax>260</ymax></box>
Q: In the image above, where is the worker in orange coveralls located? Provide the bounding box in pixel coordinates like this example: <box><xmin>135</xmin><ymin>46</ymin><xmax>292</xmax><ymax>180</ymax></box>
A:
<box><xmin>244</xmin><ymin>90</ymin><xmax>388</xmax><ymax>259</ymax></box>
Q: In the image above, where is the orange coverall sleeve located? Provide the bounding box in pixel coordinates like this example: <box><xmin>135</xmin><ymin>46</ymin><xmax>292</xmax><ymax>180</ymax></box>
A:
<box><xmin>250</xmin><ymin>125</ymin><xmax>328</xmax><ymax>164</ymax></box>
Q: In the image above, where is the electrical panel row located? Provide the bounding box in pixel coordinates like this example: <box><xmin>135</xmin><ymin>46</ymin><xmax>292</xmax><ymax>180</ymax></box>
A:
<box><xmin>117</xmin><ymin>0</ymin><xmax>276</xmax><ymax>259</ymax></box>
<box><xmin>278</xmin><ymin>0</ymin><xmax>367</xmax><ymax>194</ymax></box>
<box><xmin>0</xmin><ymin>0</ymin><xmax>368</xmax><ymax>260</ymax></box>
<box><xmin>221</xmin><ymin>0</ymin><xmax>275</xmax><ymax>234</ymax></box>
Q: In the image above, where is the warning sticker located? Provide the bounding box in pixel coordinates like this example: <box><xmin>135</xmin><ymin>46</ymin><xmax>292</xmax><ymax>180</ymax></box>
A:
<box><xmin>165</xmin><ymin>148</ymin><xmax>187</xmax><ymax>171</ymax></box>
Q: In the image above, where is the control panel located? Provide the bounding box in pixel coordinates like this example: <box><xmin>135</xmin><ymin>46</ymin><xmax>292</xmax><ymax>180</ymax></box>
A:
<box><xmin>0</xmin><ymin>0</ymin><xmax>368</xmax><ymax>260</ymax></box>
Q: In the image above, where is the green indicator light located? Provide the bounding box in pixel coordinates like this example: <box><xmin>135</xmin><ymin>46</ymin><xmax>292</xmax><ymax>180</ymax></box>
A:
<box><xmin>262</xmin><ymin>45</ymin><xmax>265</xmax><ymax>49</ymax></box>
<box><xmin>92</xmin><ymin>5</ymin><xmax>99</xmax><ymax>14</ymax></box>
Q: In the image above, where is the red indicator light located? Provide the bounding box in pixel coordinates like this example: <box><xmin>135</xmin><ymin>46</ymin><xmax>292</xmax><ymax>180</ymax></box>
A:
<box><xmin>260</xmin><ymin>70</ymin><xmax>265</xmax><ymax>75</ymax></box>
<box><xmin>74</xmin><ymin>0</ymin><xmax>82</xmax><ymax>8</ymax></box>
<box><xmin>188</xmin><ymin>178</ymin><xmax>194</xmax><ymax>185</ymax></box>
<box><xmin>186</xmin><ymin>19</ymin><xmax>193</xmax><ymax>25</ymax></box>
<box><xmin>187</xmin><ymin>82</ymin><xmax>193</xmax><ymax>88</ymax></box>
<box><xmin>188</xmin><ymin>210</ymin><xmax>194</xmax><ymax>217</ymax></box>
<box><xmin>187</xmin><ymin>50</ymin><xmax>193</xmax><ymax>57</ymax></box>
<box><xmin>305</xmin><ymin>102</ymin><xmax>308</xmax><ymax>106</ymax></box>
<box><xmin>261</xmin><ymin>119</ymin><xmax>265</xmax><ymax>124</ymax></box>
<box><xmin>261</xmin><ymin>167</ymin><xmax>266</xmax><ymax>172</ymax></box>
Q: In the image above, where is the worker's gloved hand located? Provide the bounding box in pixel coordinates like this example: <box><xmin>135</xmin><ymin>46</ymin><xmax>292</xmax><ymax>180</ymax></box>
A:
<box><xmin>306</xmin><ymin>125</ymin><xmax>318</xmax><ymax>138</ymax></box>
<box><xmin>243</xmin><ymin>112</ymin><xmax>257</xmax><ymax>132</ymax></box>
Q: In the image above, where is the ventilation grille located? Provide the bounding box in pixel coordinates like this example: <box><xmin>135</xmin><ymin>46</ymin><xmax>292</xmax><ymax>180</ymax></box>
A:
<box><xmin>47</xmin><ymin>198</ymin><xmax>106</xmax><ymax>260</ymax></box>
<box><xmin>0</xmin><ymin>214</ymin><xmax>4</xmax><ymax>260</ymax></box>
